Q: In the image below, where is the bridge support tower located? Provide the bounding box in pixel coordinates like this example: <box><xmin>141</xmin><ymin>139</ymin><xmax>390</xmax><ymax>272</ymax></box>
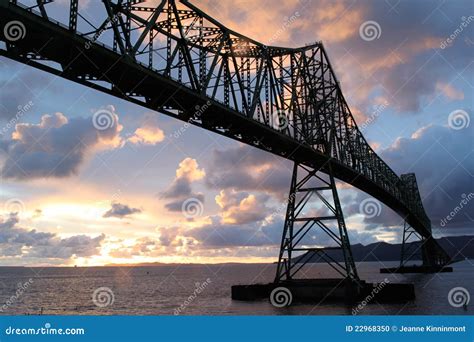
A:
<box><xmin>274</xmin><ymin>162</ymin><xmax>359</xmax><ymax>283</ymax></box>
<box><xmin>232</xmin><ymin>162</ymin><xmax>416</xmax><ymax>303</ymax></box>
<box><xmin>380</xmin><ymin>222</ymin><xmax>453</xmax><ymax>274</ymax></box>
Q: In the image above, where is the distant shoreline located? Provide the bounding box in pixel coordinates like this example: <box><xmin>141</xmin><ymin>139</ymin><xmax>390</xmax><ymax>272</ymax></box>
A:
<box><xmin>0</xmin><ymin>259</ymin><xmax>472</xmax><ymax>268</ymax></box>
<box><xmin>0</xmin><ymin>262</ymin><xmax>271</xmax><ymax>268</ymax></box>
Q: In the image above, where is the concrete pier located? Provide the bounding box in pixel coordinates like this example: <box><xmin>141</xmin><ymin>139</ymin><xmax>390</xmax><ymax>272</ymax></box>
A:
<box><xmin>380</xmin><ymin>265</ymin><xmax>453</xmax><ymax>273</ymax></box>
<box><xmin>231</xmin><ymin>278</ymin><xmax>415</xmax><ymax>304</ymax></box>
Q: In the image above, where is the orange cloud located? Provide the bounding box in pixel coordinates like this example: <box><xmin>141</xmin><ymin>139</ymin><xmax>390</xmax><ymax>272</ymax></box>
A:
<box><xmin>436</xmin><ymin>82</ymin><xmax>464</xmax><ymax>100</ymax></box>
<box><xmin>216</xmin><ymin>189</ymin><xmax>270</xmax><ymax>225</ymax></box>
<box><xmin>176</xmin><ymin>158</ymin><xmax>206</xmax><ymax>181</ymax></box>
<box><xmin>128</xmin><ymin>126</ymin><xmax>165</xmax><ymax>145</ymax></box>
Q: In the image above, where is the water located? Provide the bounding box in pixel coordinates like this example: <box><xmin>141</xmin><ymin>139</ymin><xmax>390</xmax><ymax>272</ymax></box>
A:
<box><xmin>0</xmin><ymin>261</ymin><xmax>472</xmax><ymax>315</ymax></box>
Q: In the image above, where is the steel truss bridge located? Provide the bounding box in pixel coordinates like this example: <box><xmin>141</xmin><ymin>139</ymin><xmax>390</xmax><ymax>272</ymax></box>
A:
<box><xmin>0</xmin><ymin>0</ymin><xmax>451</xmax><ymax>282</ymax></box>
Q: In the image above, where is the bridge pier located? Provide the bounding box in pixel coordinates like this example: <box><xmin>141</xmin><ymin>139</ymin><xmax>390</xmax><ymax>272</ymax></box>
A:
<box><xmin>274</xmin><ymin>161</ymin><xmax>359</xmax><ymax>283</ymax></box>
<box><xmin>233</xmin><ymin>162</ymin><xmax>414</xmax><ymax>304</ymax></box>
<box><xmin>380</xmin><ymin>222</ymin><xmax>453</xmax><ymax>274</ymax></box>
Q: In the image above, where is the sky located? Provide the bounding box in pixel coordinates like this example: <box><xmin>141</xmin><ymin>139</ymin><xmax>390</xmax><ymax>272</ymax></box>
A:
<box><xmin>0</xmin><ymin>0</ymin><xmax>472</xmax><ymax>266</ymax></box>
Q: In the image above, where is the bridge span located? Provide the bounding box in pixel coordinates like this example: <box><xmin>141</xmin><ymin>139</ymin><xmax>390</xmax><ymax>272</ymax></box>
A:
<box><xmin>0</xmin><ymin>0</ymin><xmax>451</xmax><ymax>284</ymax></box>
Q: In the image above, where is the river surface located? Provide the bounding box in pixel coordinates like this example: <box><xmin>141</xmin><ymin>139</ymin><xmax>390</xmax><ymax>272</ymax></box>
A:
<box><xmin>0</xmin><ymin>261</ymin><xmax>472</xmax><ymax>315</ymax></box>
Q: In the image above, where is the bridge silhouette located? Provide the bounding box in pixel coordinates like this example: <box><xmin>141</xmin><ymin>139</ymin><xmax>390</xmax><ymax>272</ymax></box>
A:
<box><xmin>0</xmin><ymin>0</ymin><xmax>452</xmax><ymax>292</ymax></box>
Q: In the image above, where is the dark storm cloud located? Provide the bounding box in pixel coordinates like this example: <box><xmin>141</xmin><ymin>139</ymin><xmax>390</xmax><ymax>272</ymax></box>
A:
<box><xmin>0</xmin><ymin>110</ymin><xmax>122</xmax><ymax>180</ymax></box>
<box><xmin>0</xmin><ymin>213</ymin><xmax>105</xmax><ymax>259</ymax></box>
<box><xmin>342</xmin><ymin>123</ymin><xmax>473</xmax><ymax>233</ymax></box>
<box><xmin>103</xmin><ymin>202</ymin><xmax>141</xmax><ymax>219</ymax></box>
<box><xmin>344</xmin><ymin>191</ymin><xmax>404</xmax><ymax>229</ymax></box>
<box><xmin>381</xmin><ymin>123</ymin><xmax>473</xmax><ymax>231</ymax></box>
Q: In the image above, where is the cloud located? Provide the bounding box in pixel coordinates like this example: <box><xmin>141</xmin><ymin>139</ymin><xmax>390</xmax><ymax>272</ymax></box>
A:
<box><xmin>206</xmin><ymin>145</ymin><xmax>291</xmax><ymax>199</ymax></box>
<box><xmin>0</xmin><ymin>213</ymin><xmax>105</xmax><ymax>259</ymax></box>
<box><xmin>344</xmin><ymin>191</ymin><xmax>403</xmax><ymax>230</ymax></box>
<box><xmin>107</xmin><ymin>233</ymin><xmax>196</xmax><ymax>259</ymax></box>
<box><xmin>162</xmin><ymin>158</ymin><xmax>206</xmax><ymax>199</ymax></box>
<box><xmin>127</xmin><ymin>126</ymin><xmax>164</xmax><ymax>145</ymax></box>
<box><xmin>157</xmin><ymin>228</ymin><xmax>181</xmax><ymax>247</ymax></box>
<box><xmin>436</xmin><ymin>82</ymin><xmax>464</xmax><ymax>101</ymax></box>
<box><xmin>103</xmin><ymin>202</ymin><xmax>141</xmax><ymax>219</ymax></box>
<box><xmin>185</xmin><ymin>216</ymin><xmax>282</xmax><ymax>248</ymax></box>
<box><xmin>342</xmin><ymin>122</ymin><xmax>473</xmax><ymax>234</ymax></box>
<box><xmin>108</xmin><ymin>237</ymin><xmax>160</xmax><ymax>258</ymax></box>
<box><xmin>380</xmin><ymin>122</ymin><xmax>473</xmax><ymax>231</ymax></box>
<box><xmin>195</xmin><ymin>0</ymin><xmax>471</xmax><ymax>116</ymax></box>
<box><xmin>127</xmin><ymin>115</ymin><xmax>165</xmax><ymax>145</ymax></box>
<box><xmin>184</xmin><ymin>214</ymin><xmax>379</xmax><ymax>249</ymax></box>
<box><xmin>0</xmin><ymin>107</ymin><xmax>123</xmax><ymax>180</ymax></box>
<box><xmin>32</xmin><ymin>209</ymin><xmax>42</xmax><ymax>219</ymax></box>
<box><xmin>164</xmin><ymin>193</ymin><xmax>205</xmax><ymax>213</ymax></box>
<box><xmin>176</xmin><ymin>158</ymin><xmax>206</xmax><ymax>181</ymax></box>
<box><xmin>216</xmin><ymin>189</ymin><xmax>272</xmax><ymax>225</ymax></box>
<box><xmin>161</xmin><ymin>158</ymin><xmax>206</xmax><ymax>212</ymax></box>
